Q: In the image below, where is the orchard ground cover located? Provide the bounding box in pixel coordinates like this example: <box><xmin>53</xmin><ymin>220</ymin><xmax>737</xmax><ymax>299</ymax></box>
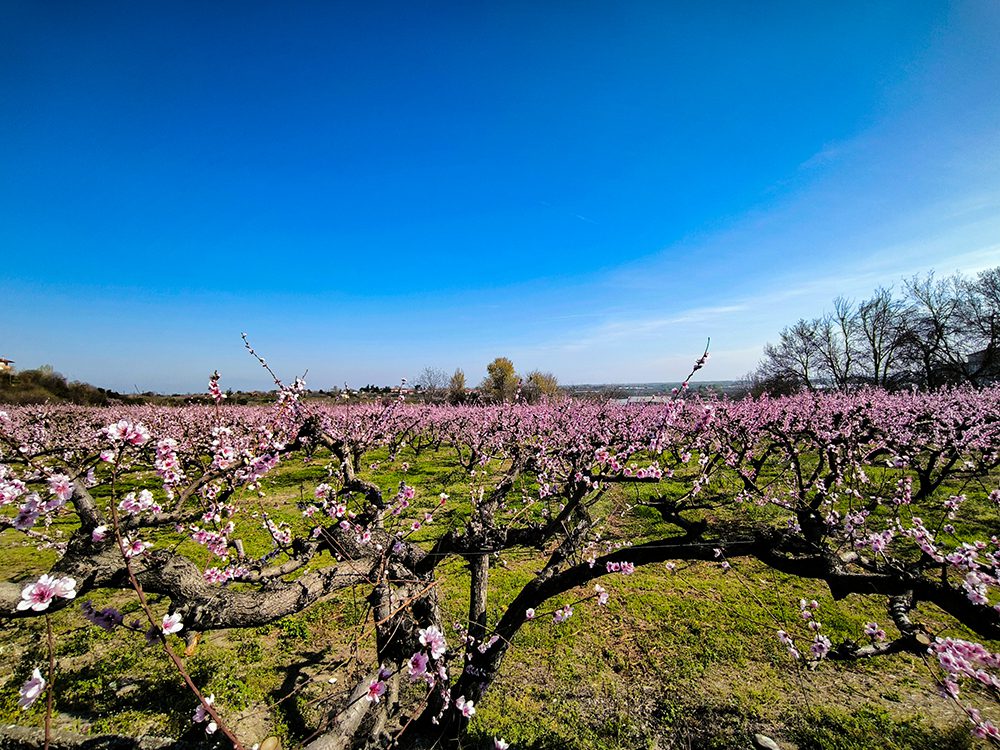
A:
<box><xmin>1</xmin><ymin>387</ymin><xmax>999</xmax><ymax>749</ymax></box>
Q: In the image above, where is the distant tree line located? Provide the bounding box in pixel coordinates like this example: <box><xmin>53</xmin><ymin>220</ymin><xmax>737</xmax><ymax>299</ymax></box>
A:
<box><xmin>0</xmin><ymin>365</ymin><xmax>144</xmax><ymax>406</ymax></box>
<box><xmin>358</xmin><ymin>384</ymin><xmax>395</xmax><ymax>395</ymax></box>
<box><xmin>749</xmin><ymin>267</ymin><xmax>1000</xmax><ymax>394</ymax></box>
<box><xmin>414</xmin><ymin>359</ymin><xmax>560</xmax><ymax>404</ymax></box>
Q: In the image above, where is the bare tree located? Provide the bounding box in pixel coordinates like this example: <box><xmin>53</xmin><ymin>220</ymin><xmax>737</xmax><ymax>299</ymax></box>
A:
<box><xmin>756</xmin><ymin>319</ymin><xmax>821</xmax><ymax>391</ymax></box>
<box><xmin>752</xmin><ymin>267</ymin><xmax>1000</xmax><ymax>392</ymax></box>
<box><xmin>958</xmin><ymin>268</ymin><xmax>1000</xmax><ymax>384</ymax></box>
<box><xmin>898</xmin><ymin>273</ymin><xmax>960</xmax><ymax>387</ymax></box>
<box><xmin>856</xmin><ymin>287</ymin><xmax>907</xmax><ymax>388</ymax></box>
<box><xmin>815</xmin><ymin>298</ymin><xmax>859</xmax><ymax>390</ymax></box>
<box><xmin>415</xmin><ymin>367</ymin><xmax>448</xmax><ymax>403</ymax></box>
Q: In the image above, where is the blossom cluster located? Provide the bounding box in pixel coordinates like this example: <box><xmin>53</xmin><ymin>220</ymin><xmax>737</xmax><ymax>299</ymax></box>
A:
<box><xmin>18</xmin><ymin>574</ymin><xmax>77</xmax><ymax>612</ymax></box>
<box><xmin>105</xmin><ymin>420</ymin><xmax>150</xmax><ymax>446</ymax></box>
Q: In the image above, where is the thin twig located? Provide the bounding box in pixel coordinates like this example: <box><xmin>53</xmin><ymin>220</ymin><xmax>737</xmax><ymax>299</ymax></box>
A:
<box><xmin>44</xmin><ymin>614</ymin><xmax>54</xmax><ymax>750</ymax></box>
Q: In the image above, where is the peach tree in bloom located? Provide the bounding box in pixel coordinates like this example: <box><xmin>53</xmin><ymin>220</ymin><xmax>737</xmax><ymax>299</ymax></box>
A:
<box><xmin>1</xmin><ymin>371</ymin><xmax>999</xmax><ymax>747</ymax></box>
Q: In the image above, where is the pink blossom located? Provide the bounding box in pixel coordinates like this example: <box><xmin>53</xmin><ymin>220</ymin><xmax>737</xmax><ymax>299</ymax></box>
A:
<box><xmin>18</xmin><ymin>668</ymin><xmax>45</xmax><ymax>709</ymax></box>
<box><xmin>366</xmin><ymin>679</ymin><xmax>387</xmax><ymax>703</ymax></box>
<box><xmin>42</xmin><ymin>494</ymin><xmax>66</xmax><ymax>513</ymax></box>
<box><xmin>154</xmin><ymin>438</ymin><xmax>183</xmax><ymax>485</ymax></box>
<box><xmin>0</xmin><ymin>476</ymin><xmax>26</xmax><ymax>506</ymax></box>
<box><xmin>105</xmin><ymin>420</ymin><xmax>150</xmax><ymax>446</ymax></box>
<box><xmin>594</xmin><ymin>584</ymin><xmax>609</xmax><ymax>606</ymax></box>
<box><xmin>208</xmin><ymin>371</ymin><xmax>226</xmax><ymax>405</ymax></box>
<box><xmin>47</xmin><ymin>474</ymin><xmax>73</xmax><ymax>501</ymax></box>
<box><xmin>106</xmin><ymin>420</ymin><xmax>130</xmax><ymax>442</ymax></box>
<box><xmin>941</xmin><ymin>678</ymin><xmax>960</xmax><ymax>699</ymax></box>
<box><xmin>203</xmin><ymin>565</ymin><xmax>248</xmax><ymax>584</ymax></box>
<box><xmin>495</xmin><ymin>739</ymin><xmax>510</xmax><ymax>750</ymax></box>
<box><xmin>408</xmin><ymin>652</ymin><xmax>429</xmax><ymax>681</ymax></box>
<box><xmin>553</xmin><ymin>604</ymin><xmax>573</xmax><ymax>623</ymax></box>
<box><xmin>478</xmin><ymin>634</ymin><xmax>500</xmax><ymax>653</ymax></box>
<box><xmin>17</xmin><ymin>574</ymin><xmax>77</xmax><ymax>611</ymax></box>
<box><xmin>811</xmin><ymin>635</ymin><xmax>832</xmax><ymax>659</ymax></box>
<box><xmin>91</xmin><ymin>525</ymin><xmax>108</xmax><ymax>543</ymax></box>
<box><xmin>162</xmin><ymin>612</ymin><xmax>183</xmax><ymax>635</ymax></box>
<box><xmin>120</xmin><ymin>536</ymin><xmax>151</xmax><ymax>558</ymax></box>
<box><xmin>418</xmin><ymin>625</ymin><xmax>447</xmax><ymax>659</ymax></box>
<box><xmin>455</xmin><ymin>695</ymin><xmax>476</xmax><ymax>718</ymax></box>
<box><xmin>192</xmin><ymin>694</ymin><xmax>217</xmax><ymax>734</ymax></box>
<box><xmin>193</xmin><ymin>698</ymin><xmax>212</xmax><ymax>723</ymax></box>
<box><xmin>118</xmin><ymin>489</ymin><xmax>160</xmax><ymax>516</ymax></box>
<box><xmin>525</xmin><ymin>608</ymin><xmax>535</xmax><ymax>620</ymax></box>
<box><xmin>864</xmin><ymin>622</ymin><xmax>887</xmax><ymax>641</ymax></box>
<box><xmin>128</xmin><ymin>423</ymin><xmax>150</xmax><ymax>445</ymax></box>
<box><xmin>13</xmin><ymin>506</ymin><xmax>39</xmax><ymax>531</ymax></box>
<box><xmin>777</xmin><ymin>630</ymin><xmax>801</xmax><ymax>660</ymax></box>
<box><xmin>973</xmin><ymin>718</ymin><xmax>1000</xmax><ymax>741</ymax></box>
<box><xmin>212</xmin><ymin>445</ymin><xmax>235</xmax><ymax>469</ymax></box>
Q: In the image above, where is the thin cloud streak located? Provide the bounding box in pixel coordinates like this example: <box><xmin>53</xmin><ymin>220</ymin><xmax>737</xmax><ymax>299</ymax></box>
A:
<box><xmin>535</xmin><ymin>207</ymin><xmax>1000</xmax><ymax>380</ymax></box>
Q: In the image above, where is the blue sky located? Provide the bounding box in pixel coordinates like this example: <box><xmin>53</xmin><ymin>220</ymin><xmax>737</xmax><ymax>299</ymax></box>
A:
<box><xmin>2</xmin><ymin>2</ymin><xmax>999</xmax><ymax>392</ymax></box>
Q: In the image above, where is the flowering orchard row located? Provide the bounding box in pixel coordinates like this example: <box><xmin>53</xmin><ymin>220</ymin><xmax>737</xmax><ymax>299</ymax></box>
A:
<box><xmin>2</xmin><ymin>383</ymin><xmax>999</xmax><ymax>747</ymax></box>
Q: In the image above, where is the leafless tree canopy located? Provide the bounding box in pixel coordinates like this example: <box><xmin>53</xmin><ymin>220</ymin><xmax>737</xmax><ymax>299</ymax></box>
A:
<box><xmin>414</xmin><ymin>367</ymin><xmax>448</xmax><ymax>403</ymax></box>
<box><xmin>750</xmin><ymin>267</ymin><xmax>1000</xmax><ymax>393</ymax></box>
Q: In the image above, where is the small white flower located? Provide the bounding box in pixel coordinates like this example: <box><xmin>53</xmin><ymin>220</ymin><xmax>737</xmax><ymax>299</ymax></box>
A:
<box><xmin>18</xmin><ymin>668</ymin><xmax>45</xmax><ymax>709</ymax></box>
<box><xmin>162</xmin><ymin>612</ymin><xmax>183</xmax><ymax>635</ymax></box>
<box><xmin>456</xmin><ymin>695</ymin><xmax>476</xmax><ymax>718</ymax></box>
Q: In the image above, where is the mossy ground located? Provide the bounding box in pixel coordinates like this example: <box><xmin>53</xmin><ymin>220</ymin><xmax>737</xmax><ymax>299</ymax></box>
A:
<box><xmin>1</xmin><ymin>446</ymin><xmax>995</xmax><ymax>748</ymax></box>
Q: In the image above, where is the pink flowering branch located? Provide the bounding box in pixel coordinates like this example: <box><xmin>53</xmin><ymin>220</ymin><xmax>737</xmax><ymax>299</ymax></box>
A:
<box><xmin>104</xmin><ymin>444</ymin><xmax>246</xmax><ymax>750</ymax></box>
<box><xmin>675</xmin><ymin>337</ymin><xmax>711</xmax><ymax>396</ymax></box>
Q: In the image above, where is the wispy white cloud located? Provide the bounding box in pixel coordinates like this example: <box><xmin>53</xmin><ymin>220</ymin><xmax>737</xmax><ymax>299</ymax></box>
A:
<box><xmin>796</xmin><ymin>138</ymin><xmax>862</xmax><ymax>171</ymax></box>
<box><xmin>526</xmin><ymin>182</ymin><xmax>1000</xmax><ymax>381</ymax></box>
